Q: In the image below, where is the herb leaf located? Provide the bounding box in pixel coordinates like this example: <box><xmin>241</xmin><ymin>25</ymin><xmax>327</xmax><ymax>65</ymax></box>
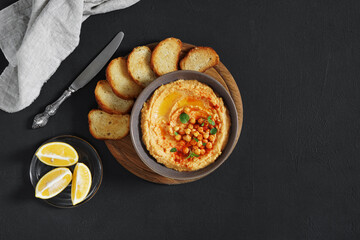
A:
<box><xmin>210</xmin><ymin>127</ymin><xmax>218</xmax><ymax>135</ymax></box>
<box><xmin>174</xmin><ymin>131</ymin><xmax>179</xmax><ymax>136</ymax></box>
<box><xmin>194</xmin><ymin>138</ymin><xmax>199</xmax><ymax>142</ymax></box>
<box><xmin>180</xmin><ymin>113</ymin><xmax>190</xmax><ymax>124</ymax></box>
<box><xmin>192</xmin><ymin>152</ymin><xmax>200</xmax><ymax>157</ymax></box>
<box><xmin>207</xmin><ymin>116</ymin><xmax>215</xmax><ymax>126</ymax></box>
<box><xmin>186</xmin><ymin>151</ymin><xmax>200</xmax><ymax>159</ymax></box>
<box><xmin>202</xmin><ymin>142</ymin><xmax>206</xmax><ymax>146</ymax></box>
<box><xmin>201</xmin><ymin>122</ymin><xmax>204</xmax><ymax>127</ymax></box>
<box><xmin>170</xmin><ymin>148</ymin><xmax>177</xmax><ymax>152</ymax></box>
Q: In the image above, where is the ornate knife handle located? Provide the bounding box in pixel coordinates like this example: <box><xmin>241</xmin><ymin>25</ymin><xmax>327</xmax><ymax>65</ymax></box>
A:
<box><xmin>32</xmin><ymin>87</ymin><xmax>75</xmax><ymax>129</ymax></box>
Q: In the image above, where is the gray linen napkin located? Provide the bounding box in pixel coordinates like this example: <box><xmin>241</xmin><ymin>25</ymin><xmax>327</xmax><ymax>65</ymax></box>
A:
<box><xmin>0</xmin><ymin>0</ymin><xmax>139</xmax><ymax>113</ymax></box>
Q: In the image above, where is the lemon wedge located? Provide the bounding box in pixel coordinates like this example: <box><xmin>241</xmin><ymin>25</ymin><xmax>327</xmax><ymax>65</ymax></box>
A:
<box><xmin>35</xmin><ymin>168</ymin><xmax>72</xmax><ymax>199</ymax></box>
<box><xmin>71</xmin><ymin>163</ymin><xmax>92</xmax><ymax>205</ymax></box>
<box><xmin>35</xmin><ymin>142</ymin><xmax>78</xmax><ymax>167</ymax></box>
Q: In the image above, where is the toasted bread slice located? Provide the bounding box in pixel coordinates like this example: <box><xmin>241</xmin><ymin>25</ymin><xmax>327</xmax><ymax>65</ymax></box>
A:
<box><xmin>127</xmin><ymin>46</ymin><xmax>157</xmax><ymax>87</ymax></box>
<box><xmin>106</xmin><ymin>57</ymin><xmax>143</xmax><ymax>100</ymax></box>
<box><xmin>88</xmin><ymin>110</ymin><xmax>130</xmax><ymax>140</ymax></box>
<box><xmin>151</xmin><ymin>37</ymin><xmax>182</xmax><ymax>76</ymax></box>
<box><xmin>95</xmin><ymin>80</ymin><xmax>134</xmax><ymax>114</ymax></box>
<box><xmin>179</xmin><ymin>47</ymin><xmax>220</xmax><ymax>72</ymax></box>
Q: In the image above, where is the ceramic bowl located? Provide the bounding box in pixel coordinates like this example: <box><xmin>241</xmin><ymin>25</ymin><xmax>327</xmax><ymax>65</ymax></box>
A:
<box><xmin>130</xmin><ymin>70</ymin><xmax>239</xmax><ymax>181</ymax></box>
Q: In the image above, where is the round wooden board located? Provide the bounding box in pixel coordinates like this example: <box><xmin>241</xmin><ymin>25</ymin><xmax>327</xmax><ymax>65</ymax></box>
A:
<box><xmin>105</xmin><ymin>43</ymin><xmax>243</xmax><ymax>185</ymax></box>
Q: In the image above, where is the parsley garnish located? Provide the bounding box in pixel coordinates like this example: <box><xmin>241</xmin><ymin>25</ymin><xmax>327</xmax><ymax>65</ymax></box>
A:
<box><xmin>210</xmin><ymin>128</ymin><xmax>217</xmax><ymax>135</ymax></box>
<box><xmin>180</xmin><ymin>113</ymin><xmax>190</xmax><ymax>124</ymax></box>
<box><xmin>207</xmin><ymin>116</ymin><xmax>215</xmax><ymax>126</ymax></box>
<box><xmin>194</xmin><ymin>138</ymin><xmax>199</xmax><ymax>142</ymax></box>
<box><xmin>170</xmin><ymin>148</ymin><xmax>177</xmax><ymax>152</ymax></box>
<box><xmin>174</xmin><ymin>131</ymin><xmax>179</xmax><ymax>136</ymax></box>
<box><xmin>186</xmin><ymin>151</ymin><xmax>200</xmax><ymax>159</ymax></box>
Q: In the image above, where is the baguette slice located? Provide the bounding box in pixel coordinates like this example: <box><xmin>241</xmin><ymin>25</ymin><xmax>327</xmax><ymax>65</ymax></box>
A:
<box><xmin>151</xmin><ymin>37</ymin><xmax>182</xmax><ymax>76</ymax></box>
<box><xmin>179</xmin><ymin>47</ymin><xmax>220</xmax><ymax>72</ymax></box>
<box><xmin>127</xmin><ymin>46</ymin><xmax>157</xmax><ymax>87</ymax></box>
<box><xmin>88</xmin><ymin>110</ymin><xmax>130</xmax><ymax>140</ymax></box>
<box><xmin>106</xmin><ymin>57</ymin><xmax>143</xmax><ymax>100</ymax></box>
<box><xmin>95</xmin><ymin>80</ymin><xmax>134</xmax><ymax>114</ymax></box>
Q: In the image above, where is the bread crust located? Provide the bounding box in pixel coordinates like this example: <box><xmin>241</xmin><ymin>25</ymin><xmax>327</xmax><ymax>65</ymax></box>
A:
<box><xmin>179</xmin><ymin>46</ymin><xmax>220</xmax><ymax>72</ymax></box>
<box><xmin>94</xmin><ymin>80</ymin><xmax>133</xmax><ymax>114</ymax></box>
<box><xmin>127</xmin><ymin>46</ymin><xmax>156</xmax><ymax>87</ymax></box>
<box><xmin>88</xmin><ymin>109</ymin><xmax>103</xmax><ymax>140</ymax></box>
<box><xmin>106</xmin><ymin>57</ymin><xmax>140</xmax><ymax>100</ymax></box>
<box><xmin>127</xmin><ymin>46</ymin><xmax>143</xmax><ymax>86</ymax></box>
<box><xmin>88</xmin><ymin>109</ymin><xmax>130</xmax><ymax>140</ymax></box>
<box><xmin>150</xmin><ymin>37</ymin><xmax>182</xmax><ymax>76</ymax></box>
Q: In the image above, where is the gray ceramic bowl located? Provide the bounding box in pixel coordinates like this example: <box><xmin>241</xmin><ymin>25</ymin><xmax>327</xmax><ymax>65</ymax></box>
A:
<box><xmin>130</xmin><ymin>70</ymin><xmax>239</xmax><ymax>181</ymax></box>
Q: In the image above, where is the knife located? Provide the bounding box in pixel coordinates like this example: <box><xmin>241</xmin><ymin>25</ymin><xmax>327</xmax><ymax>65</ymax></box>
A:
<box><xmin>32</xmin><ymin>31</ymin><xmax>124</xmax><ymax>129</ymax></box>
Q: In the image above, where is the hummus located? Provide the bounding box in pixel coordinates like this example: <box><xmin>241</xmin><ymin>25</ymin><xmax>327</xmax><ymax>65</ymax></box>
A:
<box><xmin>141</xmin><ymin>80</ymin><xmax>231</xmax><ymax>171</ymax></box>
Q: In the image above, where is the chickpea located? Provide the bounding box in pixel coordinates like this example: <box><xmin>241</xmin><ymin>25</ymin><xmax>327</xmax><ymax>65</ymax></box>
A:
<box><xmin>203</xmin><ymin>139</ymin><xmax>208</xmax><ymax>144</ymax></box>
<box><xmin>200</xmin><ymin>149</ymin><xmax>206</xmax><ymax>155</ymax></box>
<box><xmin>184</xmin><ymin>107</ymin><xmax>190</xmax><ymax>114</ymax></box>
<box><xmin>183</xmin><ymin>135</ymin><xmax>191</xmax><ymax>142</ymax></box>
<box><xmin>174</xmin><ymin>126</ymin><xmax>180</xmax><ymax>131</ymax></box>
<box><xmin>193</xmin><ymin>146</ymin><xmax>199</xmax><ymax>150</ymax></box>
<box><xmin>197</xmin><ymin>135</ymin><xmax>203</xmax><ymax>141</ymax></box>
<box><xmin>179</xmin><ymin>140</ymin><xmax>186</xmax><ymax>146</ymax></box>
<box><xmin>203</xmin><ymin>133</ymin><xmax>209</xmax><ymax>139</ymax></box>
<box><xmin>209</xmin><ymin>135</ymin><xmax>215</xmax><ymax>142</ymax></box>
<box><xmin>190</xmin><ymin>139</ymin><xmax>197</xmax><ymax>146</ymax></box>
<box><xmin>179</xmin><ymin>129</ymin><xmax>185</xmax><ymax>135</ymax></box>
<box><xmin>175</xmin><ymin>135</ymin><xmax>181</xmax><ymax>141</ymax></box>
<box><xmin>183</xmin><ymin>147</ymin><xmax>190</xmax><ymax>154</ymax></box>
<box><xmin>206</xmin><ymin>129</ymin><xmax>210</xmax><ymax>133</ymax></box>
<box><xmin>192</xmin><ymin>128</ymin><xmax>196</xmax><ymax>132</ymax></box>
<box><xmin>198</xmin><ymin>118</ymin><xmax>204</xmax><ymax>124</ymax></box>
<box><xmin>198</xmin><ymin>127</ymin><xmax>204</xmax><ymax>133</ymax></box>
<box><xmin>193</xmin><ymin>131</ymin><xmax>199</xmax><ymax>137</ymax></box>
<box><xmin>189</xmin><ymin>118</ymin><xmax>196</xmax><ymax>124</ymax></box>
<box><xmin>197</xmin><ymin>141</ymin><xmax>203</xmax><ymax>148</ymax></box>
<box><xmin>206</xmin><ymin>142</ymin><xmax>213</xmax><ymax>149</ymax></box>
<box><xmin>185</xmin><ymin>128</ymin><xmax>191</xmax><ymax>135</ymax></box>
<box><xmin>188</xmin><ymin>124</ymin><xmax>194</xmax><ymax>129</ymax></box>
<box><xmin>194</xmin><ymin>149</ymin><xmax>201</xmax><ymax>155</ymax></box>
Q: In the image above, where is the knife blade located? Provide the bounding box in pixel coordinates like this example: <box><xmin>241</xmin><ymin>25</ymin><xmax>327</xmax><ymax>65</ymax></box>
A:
<box><xmin>71</xmin><ymin>31</ymin><xmax>124</xmax><ymax>91</ymax></box>
<box><xmin>32</xmin><ymin>31</ymin><xmax>124</xmax><ymax>129</ymax></box>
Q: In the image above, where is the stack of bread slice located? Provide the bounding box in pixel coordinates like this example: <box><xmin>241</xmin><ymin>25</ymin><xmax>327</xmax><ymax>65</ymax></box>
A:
<box><xmin>88</xmin><ymin>37</ymin><xmax>220</xmax><ymax>140</ymax></box>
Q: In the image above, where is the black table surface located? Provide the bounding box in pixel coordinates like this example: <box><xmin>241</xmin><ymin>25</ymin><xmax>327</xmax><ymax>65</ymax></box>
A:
<box><xmin>1</xmin><ymin>0</ymin><xmax>360</xmax><ymax>239</ymax></box>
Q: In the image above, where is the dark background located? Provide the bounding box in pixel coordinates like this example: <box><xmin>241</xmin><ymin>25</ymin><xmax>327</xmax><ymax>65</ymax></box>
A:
<box><xmin>1</xmin><ymin>0</ymin><xmax>360</xmax><ymax>239</ymax></box>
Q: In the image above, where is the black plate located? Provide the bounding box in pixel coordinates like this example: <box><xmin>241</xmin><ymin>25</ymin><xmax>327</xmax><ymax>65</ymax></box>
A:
<box><xmin>29</xmin><ymin>135</ymin><xmax>103</xmax><ymax>208</ymax></box>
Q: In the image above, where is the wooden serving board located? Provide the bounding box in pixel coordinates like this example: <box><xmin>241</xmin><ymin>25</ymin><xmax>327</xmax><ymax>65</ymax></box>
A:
<box><xmin>105</xmin><ymin>43</ymin><xmax>243</xmax><ymax>185</ymax></box>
